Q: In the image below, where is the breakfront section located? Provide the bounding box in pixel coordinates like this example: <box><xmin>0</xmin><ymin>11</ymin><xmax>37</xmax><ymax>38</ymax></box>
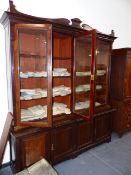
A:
<box><xmin>111</xmin><ymin>48</ymin><xmax>131</xmax><ymax>137</ymax></box>
<box><xmin>73</xmin><ymin>29</ymin><xmax>115</xmax><ymax>147</ymax></box>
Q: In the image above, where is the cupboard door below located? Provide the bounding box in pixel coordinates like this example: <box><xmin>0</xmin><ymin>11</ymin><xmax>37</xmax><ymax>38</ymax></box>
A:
<box><xmin>21</xmin><ymin>132</ymin><xmax>51</xmax><ymax>168</ymax></box>
<box><xmin>94</xmin><ymin>114</ymin><xmax>111</xmax><ymax>143</ymax></box>
<box><xmin>52</xmin><ymin>125</ymin><xmax>75</xmax><ymax>164</ymax></box>
<box><xmin>77</xmin><ymin>120</ymin><xmax>93</xmax><ymax>151</ymax></box>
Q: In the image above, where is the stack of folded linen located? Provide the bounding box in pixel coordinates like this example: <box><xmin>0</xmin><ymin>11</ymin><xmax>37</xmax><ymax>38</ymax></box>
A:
<box><xmin>21</xmin><ymin>109</ymin><xmax>34</xmax><ymax>121</ymax></box>
<box><xmin>20</xmin><ymin>85</ymin><xmax>71</xmax><ymax>100</ymax></box>
<box><xmin>21</xmin><ymin>105</ymin><xmax>47</xmax><ymax>121</ymax></box>
<box><xmin>53</xmin><ymin>85</ymin><xmax>71</xmax><ymax>97</ymax></box>
<box><xmin>75</xmin><ymin>100</ymin><xmax>101</xmax><ymax>110</ymax></box>
<box><xmin>20</xmin><ymin>89</ymin><xmax>36</xmax><ymax>100</ymax></box>
<box><xmin>34</xmin><ymin>71</ymin><xmax>47</xmax><ymax>77</ymax></box>
<box><xmin>76</xmin><ymin>71</ymin><xmax>90</xmax><ymax>76</ymax></box>
<box><xmin>76</xmin><ymin>84</ymin><xmax>90</xmax><ymax>92</ymax></box>
<box><xmin>28</xmin><ymin>105</ymin><xmax>47</xmax><ymax>118</ymax></box>
<box><xmin>76</xmin><ymin>70</ymin><xmax>106</xmax><ymax>77</ymax></box>
<box><xmin>76</xmin><ymin>84</ymin><xmax>102</xmax><ymax>93</ymax></box>
<box><xmin>20</xmin><ymin>71</ymin><xmax>47</xmax><ymax>78</ymax></box>
<box><xmin>96</xmin><ymin>70</ymin><xmax>106</xmax><ymax>76</ymax></box>
<box><xmin>95</xmin><ymin>85</ymin><xmax>102</xmax><ymax>90</ymax></box>
<box><xmin>53</xmin><ymin>68</ymin><xmax>70</xmax><ymax>77</ymax></box>
<box><xmin>53</xmin><ymin>102</ymin><xmax>71</xmax><ymax>115</ymax></box>
<box><xmin>21</xmin><ymin>102</ymin><xmax>71</xmax><ymax>121</ymax></box>
<box><xmin>20</xmin><ymin>88</ymin><xmax>47</xmax><ymax>100</ymax></box>
<box><xmin>75</xmin><ymin>100</ymin><xmax>90</xmax><ymax>110</ymax></box>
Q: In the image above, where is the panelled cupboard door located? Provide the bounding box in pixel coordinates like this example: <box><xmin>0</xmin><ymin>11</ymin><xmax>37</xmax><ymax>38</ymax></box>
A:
<box><xmin>73</xmin><ymin>30</ymin><xmax>96</xmax><ymax>121</ymax></box>
<box><xmin>94</xmin><ymin>114</ymin><xmax>111</xmax><ymax>143</ymax></box>
<box><xmin>77</xmin><ymin>120</ymin><xmax>93</xmax><ymax>151</ymax></box>
<box><xmin>21</xmin><ymin>132</ymin><xmax>51</xmax><ymax>169</ymax></box>
<box><xmin>13</xmin><ymin>24</ymin><xmax>52</xmax><ymax>128</ymax></box>
<box><xmin>52</xmin><ymin>125</ymin><xmax>75</xmax><ymax>164</ymax></box>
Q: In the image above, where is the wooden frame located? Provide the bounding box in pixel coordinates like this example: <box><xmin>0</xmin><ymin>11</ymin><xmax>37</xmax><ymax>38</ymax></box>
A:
<box><xmin>0</xmin><ymin>112</ymin><xmax>13</xmax><ymax>166</ymax></box>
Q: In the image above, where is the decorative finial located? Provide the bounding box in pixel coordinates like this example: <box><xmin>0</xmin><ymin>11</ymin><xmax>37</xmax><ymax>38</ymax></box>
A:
<box><xmin>82</xmin><ymin>24</ymin><xmax>93</xmax><ymax>31</ymax></box>
<box><xmin>71</xmin><ymin>18</ymin><xmax>82</xmax><ymax>28</ymax></box>
<box><xmin>8</xmin><ymin>0</ymin><xmax>17</xmax><ymax>13</ymax></box>
<box><xmin>110</xmin><ymin>30</ymin><xmax>115</xmax><ymax>37</ymax></box>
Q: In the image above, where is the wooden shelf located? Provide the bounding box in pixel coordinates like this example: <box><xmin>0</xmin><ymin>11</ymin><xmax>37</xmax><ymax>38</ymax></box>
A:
<box><xmin>53</xmin><ymin>56</ymin><xmax>72</xmax><ymax>60</ymax></box>
<box><xmin>20</xmin><ymin>53</ymin><xmax>46</xmax><ymax>58</ymax></box>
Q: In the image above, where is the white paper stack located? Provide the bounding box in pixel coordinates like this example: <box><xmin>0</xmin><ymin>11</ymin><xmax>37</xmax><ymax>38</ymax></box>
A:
<box><xmin>75</xmin><ymin>100</ymin><xmax>90</xmax><ymax>110</ymax></box>
<box><xmin>21</xmin><ymin>102</ymin><xmax>71</xmax><ymax>121</ymax></box>
<box><xmin>76</xmin><ymin>70</ymin><xmax>106</xmax><ymax>77</ymax></box>
<box><xmin>97</xmin><ymin>70</ymin><xmax>106</xmax><ymax>76</ymax></box>
<box><xmin>28</xmin><ymin>105</ymin><xmax>47</xmax><ymax>118</ymax></box>
<box><xmin>76</xmin><ymin>84</ymin><xmax>90</xmax><ymax>92</ymax></box>
<box><xmin>20</xmin><ymin>68</ymin><xmax>71</xmax><ymax>78</ymax></box>
<box><xmin>21</xmin><ymin>105</ymin><xmax>47</xmax><ymax>122</ymax></box>
<box><xmin>76</xmin><ymin>84</ymin><xmax>102</xmax><ymax>93</ymax></box>
<box><xmin>20</xmin><ymin>88</ymin><xmax>47</xmax><ymax>100</ymax></box>
<box><xmin>53</xmin><ymin>85</ymin><xmax>71</xmax><ymax>97</ymax></box>
<box><xmin>20</xmin><ymin>71</ymin><xmax>47</xmax><ymax>78</ymax></box>
<box><xmin>75</xmin><ymin>101</ymin><xmax>101</xmax><ymax>110</ymax></box>
<box><xmin>34</xmin><ymin>71</ymin><xmax>47</xmax><ymax>77</ymax></box>
<box><xmin>53</xmin><ymin>102</ymin><xmax>71</xmax><ymax>115</ymax></box>
<box><xmin>53</xmin><ymin>68</ymin><xmax>70</xmax><ymax>77</ymax></box>
<box><xmin>76</xmin><ymin>71</ymin><xmax>90</xmax><ymax>76</ymax></box>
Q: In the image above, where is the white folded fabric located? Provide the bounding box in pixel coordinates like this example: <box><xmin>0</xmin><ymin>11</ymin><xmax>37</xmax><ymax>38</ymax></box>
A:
<box><xmin>20</xmin><ymin>88</ymin><xmax>47</xmax><ymax>100</ymax></box>
<box><xmin>75</xmin><ymin>101</ymin><xmax>101</xmax><ymax>110</ymax></box>
<box><xmin>76</xmin><ymin>71</ymin><xmax>90</xmax><ymax>76</ymax></box>
<box><xmin>20</xmin><ymin>68</ymin><xmax>71</xmax><ymax>78</ymax></box>
<box><xmin>53</xmin><ymin>68</ymin><xmax>70</xmax><ymax>77</ymax></box>
<box><xmin>21</xmin><ymin>102</ymin><xmax>71</xmax><ymax>121</ymax></box>
<box><xmin>76</xmin><ymin>84</ymin><xmax>102</xmax><ymax>93</ymax></box>
<box><xmin>53</xmin><ymin>85</ymin><xmax>71</xmax><ymax>97</ymax></box>
<box><xmin>20</xmin><ymin>71</ymin><xmax>47</xmax><ymax>78</ymax></box>
<box><xmin>76</xmin><ymin>70</ymin><xmax>106</xmax><ymax>77</ymax></box>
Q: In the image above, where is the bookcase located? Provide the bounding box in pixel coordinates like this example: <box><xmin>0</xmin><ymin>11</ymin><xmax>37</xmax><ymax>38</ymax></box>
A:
<box><xmin>111</xmin><ymin>48</ymin><xmax>131</xmax><ymax>137</ymax></box>
<box><xmin>0</xmin><ymin>1</ymin><xmax>116</xmax><ymax>172</ymax></box>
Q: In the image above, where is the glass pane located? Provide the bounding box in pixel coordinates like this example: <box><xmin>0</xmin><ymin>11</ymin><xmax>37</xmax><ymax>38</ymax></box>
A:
<box><xmin>18</xmin><ymin>28</ymin><xmax>48</xmax><ymax>123</ymax></box>
<box><xmin>95</xmin><ymin>40</ymin><xmax>110</xmax><ymax>108</ymax></box>
<box><xmin>74</xmin><ymin>34</ymin><xmax>92</xmax><ymax>117</ymax></box>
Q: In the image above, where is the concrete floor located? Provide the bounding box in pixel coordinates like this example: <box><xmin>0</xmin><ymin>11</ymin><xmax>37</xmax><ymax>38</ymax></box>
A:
<box><xmin>1</xmin><ymin>132</ymin><xmax>131</xmax><ymax>175</ymax></box>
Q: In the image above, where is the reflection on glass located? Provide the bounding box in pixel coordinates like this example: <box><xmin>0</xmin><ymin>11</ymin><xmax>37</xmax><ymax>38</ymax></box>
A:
<box><xmin>18</xmin><ymin>29</ymin><xmax>48</xmax><ymax>122</ymax></box>
<box><xmin>74</xmin><ymin>34</ymin><xmax>92</xmax><ymax>117</ymax></box>
<box><xmin>95</xmin><ymin>40</ymin><xmax>110</xmax><ymax>108</ymax></box>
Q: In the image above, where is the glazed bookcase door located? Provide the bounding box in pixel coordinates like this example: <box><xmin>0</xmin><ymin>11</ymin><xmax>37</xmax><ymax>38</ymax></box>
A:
<box><xmin>73</xmin><ymin>30</ymin><xmax>96</xmax><ymax>120</ymax></box>
<box><xmin>94</xmin><ymin>40</ymin><xmax>110</xmax><ymax>110</ymax></box>
<box><xmin>13</xmin><ymin>24</ymin><xmax>52</xmax><ymax>127</ymax></box>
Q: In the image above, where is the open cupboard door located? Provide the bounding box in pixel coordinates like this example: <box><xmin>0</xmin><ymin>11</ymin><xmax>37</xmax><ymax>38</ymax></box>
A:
<box><xmin>73</xmin><ymin>30</ymin><xmax>96</xmax><ymax>120</ymax></box>
<box><xmin>13</xmin><ymin>24</ymin><xmax>53</xmax><ymax>128</ymax></box>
